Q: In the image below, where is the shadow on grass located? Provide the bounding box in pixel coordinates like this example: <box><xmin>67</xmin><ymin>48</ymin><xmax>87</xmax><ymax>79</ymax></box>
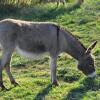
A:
<box><xmin>12</xmin><ymin>63</ymin><xmax>26</xmax><ymax>68</ymax></box>
<box><xmin>58</xmin><ymin>68</ymin><xmax>81</xmax><ymax>83</ymax></box>
<box><xmin>34</xmin><ymin>84</ymin><xmax>52</xmax><ymax>100</ymax></box>
<box><xmin>0</xmin><ymin>84</ymin><xmax>20</xmax><ymax>92</ymax></box>
<box><xmin>36</xmin><ymin>7</ymin><xmax>67</xmax><ymax>21</ymax></box>
<box><xmin>63</xmin><ymin>77</ymin><xmax>100</xmax><ymax>100</ymax></box>
<box><xmin>0</xmin><ymin>3</ymin><xmax>81</xmax><ymax>21</ymax></box>
<box><xmin>30</xmin><ymin>4</ymin><xmax>81</xmax><ymax>21</ymax></box>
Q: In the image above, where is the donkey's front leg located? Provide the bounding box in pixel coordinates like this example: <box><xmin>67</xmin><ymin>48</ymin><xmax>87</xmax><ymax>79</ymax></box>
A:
<box><xmin>50</xmin><ymin>56</ymin><xmax>58</xmax><ymax>86</ymax></box>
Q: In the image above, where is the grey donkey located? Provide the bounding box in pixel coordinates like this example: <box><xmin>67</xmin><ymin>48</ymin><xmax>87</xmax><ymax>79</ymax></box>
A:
<box><xmin>0</xmin><ymin>19</ymin><xmax>97</xmax><ymax>90</ymax></box>
<box><xmin>46</xmin><ymin>0</ymin><xmax>66</xmax><ymax>7</ymax></box>
<box><xmin>56</xmin><ymin>0</ymin><xmax>66</xmax><ymax>7</ymax></box>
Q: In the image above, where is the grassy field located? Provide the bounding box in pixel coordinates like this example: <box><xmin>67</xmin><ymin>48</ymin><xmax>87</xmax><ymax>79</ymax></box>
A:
<box><xmin>0</xmin><ymin>0</ymin><xmax>100</xmax><ymax>100</ymax></box>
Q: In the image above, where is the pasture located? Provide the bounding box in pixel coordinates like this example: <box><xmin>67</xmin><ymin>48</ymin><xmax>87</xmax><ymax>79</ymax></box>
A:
<box><xmin>0</xmin><ymin>0</ymin><xmax>100</xmax><ymax>99</ymax></box>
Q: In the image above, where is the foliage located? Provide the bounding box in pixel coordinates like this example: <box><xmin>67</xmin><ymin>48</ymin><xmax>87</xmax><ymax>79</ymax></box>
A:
<box><xmin>0</xmin><ymin>0</ymin><xmax>69</xmax><ymax>7</ymax></box>
<box><xmin>0</xmin><ymin>0</ymin><xmax>37</xmax><ymax>7</ymax></box>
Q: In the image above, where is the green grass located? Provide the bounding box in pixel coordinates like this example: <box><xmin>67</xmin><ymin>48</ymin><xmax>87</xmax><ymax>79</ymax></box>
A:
<box><xmin>0</xmin><ymin>0</ymin><xmax>100</xmax><ymax>99</ymax></box>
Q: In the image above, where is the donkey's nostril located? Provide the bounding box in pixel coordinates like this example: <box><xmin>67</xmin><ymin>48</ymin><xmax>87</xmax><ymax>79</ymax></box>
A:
<box><xmin>87</xmin><ymin>71</ymin><xmax>96</xmax><ymax>78</ymax></box>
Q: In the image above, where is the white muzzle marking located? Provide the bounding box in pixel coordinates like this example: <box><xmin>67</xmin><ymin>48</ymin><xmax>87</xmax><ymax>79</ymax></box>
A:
<box><xmin>88</xmin><ymin>71</ymin><xmax>96</xmax><ymax>78</ymax></box>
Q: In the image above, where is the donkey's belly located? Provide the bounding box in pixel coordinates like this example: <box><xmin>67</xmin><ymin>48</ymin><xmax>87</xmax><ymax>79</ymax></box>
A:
<box><xmin>16</xmin><ymin>46</ymin><xmax>48</xmax><ymax>59</ymax></box>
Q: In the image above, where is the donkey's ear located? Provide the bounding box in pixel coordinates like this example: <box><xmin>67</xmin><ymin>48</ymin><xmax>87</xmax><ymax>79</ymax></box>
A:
<box><xmin>85</xmin><ymin>41</ymin><xmax>97</xmax><ymax>55</ymax></box>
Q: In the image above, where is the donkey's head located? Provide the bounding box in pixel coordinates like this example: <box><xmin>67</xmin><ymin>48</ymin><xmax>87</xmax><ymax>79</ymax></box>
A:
<box><xmin>78</xmin><ymin>41</ymin><xmax>97</xmax><ymax>78</ymax></box>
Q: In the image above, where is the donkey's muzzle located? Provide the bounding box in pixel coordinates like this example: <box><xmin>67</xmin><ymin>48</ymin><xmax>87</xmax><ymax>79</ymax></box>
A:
<box><xmin>87</xmin><ymin>71</ymin><xmax>96</xmax><ymax>78</ymax></box>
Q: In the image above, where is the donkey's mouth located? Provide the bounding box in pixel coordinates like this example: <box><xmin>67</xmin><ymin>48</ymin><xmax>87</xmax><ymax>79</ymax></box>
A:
<box><xmin>87</xmin><ymin>71</ymin><xmax>96</xmax><ymax>78</ymax></box>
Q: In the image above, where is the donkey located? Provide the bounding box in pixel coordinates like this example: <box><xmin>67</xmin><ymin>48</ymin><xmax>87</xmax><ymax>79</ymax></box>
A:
<box><xmin>56</xmin><ymin>0</ymin><xmax>66</xmax><ymax>7</ymax></box>
<box><xmin>0</xmin><ymin>19</ymin><xmax>97</xmax><ymax>90</ymax></box>
<box><xmin>47</xmin><ymin>0</ymin><xmax>66</xmax><ymax>7</ymax></box>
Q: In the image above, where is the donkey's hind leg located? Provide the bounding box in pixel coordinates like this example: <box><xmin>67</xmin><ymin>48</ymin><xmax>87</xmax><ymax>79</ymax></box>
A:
<box><xmin>0</xmin><ymin>50</ymin><xmax>17</xmax><ymax>90</ymax></box>
<box><xmin>4</xmin><ymin>50</ymin><xmax>18</xmax><ymax>87</ymax></box>
<box><xmin>5</xmin><ymin>64</ymin><xmax>18</xmax><ymax>87</ymax></box>
<box><xmin>0</xmin><ymin>51</ymin><xmax>12</xmax><ymax>90</ymax></box>
<box><xmin>57</xmin><ymin>0</ymin><xmax>60</xmax><ymax>7</ymax></box>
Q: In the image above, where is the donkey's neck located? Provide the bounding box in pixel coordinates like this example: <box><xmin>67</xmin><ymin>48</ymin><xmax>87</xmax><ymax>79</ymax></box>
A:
<box><xmin>59</xmin><ymin>29</ymin><xmax>86</xmax><ymax>60</ymax></box>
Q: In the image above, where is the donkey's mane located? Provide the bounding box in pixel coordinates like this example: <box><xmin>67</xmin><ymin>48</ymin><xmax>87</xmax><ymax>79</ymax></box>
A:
<box><xmin>59</xmin><ymin>26</ymin><xmax>87</xmax><ymax>50</ymax></box>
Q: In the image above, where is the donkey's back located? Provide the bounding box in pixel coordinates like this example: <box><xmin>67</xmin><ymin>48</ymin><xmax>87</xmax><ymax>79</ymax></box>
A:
<box><xmin>0</xmin><ymin>19</ymin><xmax>59</xmax><ymax>56</ymax></box>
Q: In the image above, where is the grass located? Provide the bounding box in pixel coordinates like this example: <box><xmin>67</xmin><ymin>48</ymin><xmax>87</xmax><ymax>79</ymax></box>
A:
<box><xmin>0</xmin><ymin>0</ymin><xmax>100</xmax><ymax>99</ymax></box>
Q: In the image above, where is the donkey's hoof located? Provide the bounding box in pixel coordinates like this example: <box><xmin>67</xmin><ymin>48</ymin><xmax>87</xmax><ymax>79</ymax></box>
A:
<box><xmin>52</xmin><ymin>81</ymin><xmax>59</xmax><ymax>86</ymax></box>
<box><xmin>14</xmin><ymin>82</ymin><xmax>19</xmax><ymax>87</ymax></box>
<box><xmin>11</xmin><ymin>81</ymin><xmax>19</xmax><ymax>87</ymax></box>
<box><xmin>0</xmin><ymin>85</ymin><xmax>7</xmax><ymax>91</ymax></box>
